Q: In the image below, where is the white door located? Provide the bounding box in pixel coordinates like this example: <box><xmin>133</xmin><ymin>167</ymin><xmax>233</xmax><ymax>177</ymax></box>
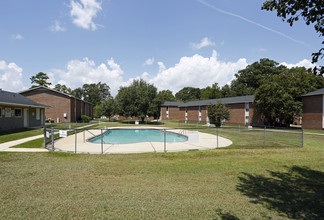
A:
<box><xmin>24</xmin><ymin>108</ymin><xmax>29</xmax><ymax>127</ymax></box>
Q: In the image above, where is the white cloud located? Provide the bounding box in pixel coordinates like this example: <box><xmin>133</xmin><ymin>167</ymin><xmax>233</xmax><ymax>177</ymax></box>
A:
<box><xmin>258</xmin><ymin>48</ymin><xmax>267</xmax><ymax>52</ymax></box>
<box><xmin>143</xmin><ymin>58</ymin><xmax>154</xmax><ymax>66</ymax></box>
<box><xmin>148</xmin><ymin>50</ymin><xmax>248</xmax><ymax>93</ymax></box>
<box><xmin>0</xmin><ymin>60</ymin><xmax>26</xmax><ymax>92</ymax></box>
<box><xmin>280</xmin><ymin>59</ymin><xmax>316</xmax><ymax>69</ymax></box>
<box><xmin>50</xmin><ymin>57</ymin><xmax>124</xmax><ymax>96</ymax></box>
<box><xmin>50</xmin><ymin>20</ymin><xmax>66</xmax><ymax>32</ymax></box>
<box><xmin>12</xmin><ymin>34</ymin><xmax>23</xmax><ymax>40</ymax></box>
<box><xmin>70</xmin><ymin>0</ymin><xmax>102</xmax><ymax>31</ymax></box>
<box><xmin>191</xmin><ymin>37</ymin><xmax>215</xmax><ymax>50</ymax></box>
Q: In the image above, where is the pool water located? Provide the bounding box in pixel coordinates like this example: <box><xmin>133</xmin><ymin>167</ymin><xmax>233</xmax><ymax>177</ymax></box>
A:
<box><xmin>89</xmin><ymin>129</ymin><xmax>188</xmax><ymax>144</ymax></box>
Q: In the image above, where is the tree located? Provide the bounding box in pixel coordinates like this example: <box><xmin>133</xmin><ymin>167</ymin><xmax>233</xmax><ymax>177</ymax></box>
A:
<box><xmin>82</xmin><ymin>82</ymin><xmax>111</xmax><ymax>106</ymax></box>
<box><xmin>116</xmin><ymin>79</ymin><xmax>158</xmax><ymax>122</ymax></box>
<box><xmin>98</xmin><ymin>98</ymin><xmax>117</xmax><ymax>120</ymax></box>
<box><xmin>207</xmin><ymin>103</ymin><xmax>230</xmax><ymax>127</ymax></box>
<box><xmin>200</xmin><ymin>83</ymin><xmax>222</xmax><ymax>100</ymax></box>
<box><xmin>70</xmin><ymin>87</ymin><xmax>83</xmax><ymax>99</ymax></box>
<box><xmin>148</xmin><ymin>90</ymin><xmax>176</xmax><ymax>119</ymax></box>
<box><xmin>255</xmin><ymin>67</ymin><xmax>324</xmax><ymax>126</ymax></box>
<box><xmin>175</xmin><ymin>87</ymin><xmax>201</xmax><ymax>102</ymax></box>
<box><xmin>262</xmin><ymin>0</ymin><xmax>324</xmax><ymax>72</ymax></box>
<box><xmin>231</xmin><ymin>58</ymin><xmax>287</xmax><ymax>96</ymax></box>
<box><xmin>30</xmin><ymin>72</ymin><xmax>51</xmax><ymax>88</ymax></box>
<box><xmin>54</xmin><ymin>84</ymin><xmax>72</xmax><ymax>94</ymax></box>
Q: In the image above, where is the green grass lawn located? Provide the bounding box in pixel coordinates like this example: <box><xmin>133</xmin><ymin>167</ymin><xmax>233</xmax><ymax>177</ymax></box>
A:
<box><xmin>0</xmin><ymin>128</ymin><xmax>43</xmax><ymax>144</ymax></box>
<box><xmin>1</xmin><ymin>132</ymin><xmax>323</xmax><ymax>219</ymax></box>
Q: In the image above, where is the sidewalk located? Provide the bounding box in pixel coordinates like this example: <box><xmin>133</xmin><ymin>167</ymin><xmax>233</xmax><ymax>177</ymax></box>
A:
<box><xmin>0</xmin><ymin>134</ymin><xmax>48</xmax><ymax>152</ymax></box>
<box><xmin>0</xmin><ymin>123</ymin><xmax>98</xmax><ymax>152</ymax></box>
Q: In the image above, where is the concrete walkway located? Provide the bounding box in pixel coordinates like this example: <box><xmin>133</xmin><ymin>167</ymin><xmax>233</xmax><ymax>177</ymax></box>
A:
<box><xmin>0</xmin><ymin>123</ymin><xmax>97</xmax><ymax>153</ymax></box>
<box><xmin>0</xmin><ymin>134</ymin><xmax>48</xmax><ymax>152</ymax></box>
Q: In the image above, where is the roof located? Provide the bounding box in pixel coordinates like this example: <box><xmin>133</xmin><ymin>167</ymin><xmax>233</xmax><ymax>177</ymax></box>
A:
<box><xmin>19</xmin><ymin>86</ymin><xmax>94</xmax><ymax>105</ymax></box>
<box><xmin>0</xmin><ymin>89</ymin><xmax>49</xmax><ymax>108</ymax></box>
<box><xmin>162</xmin><ymin>101</ymin><xmax>184</xmax><ymax>107</ymax></box>
<box><xmin>302</xmin><ymin>88</ymin><xmax>324</xmax><ymax>97</ymax></box>
<box><xmin>162</xmin><ymin>95</ymin><xmax>255</xmax><ymax>107</ymax></box>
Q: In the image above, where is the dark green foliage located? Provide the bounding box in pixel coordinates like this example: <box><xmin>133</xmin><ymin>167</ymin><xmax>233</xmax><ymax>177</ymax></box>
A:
<box><xmin>231</xmin><ymin>58</ymin><xmax>287</xmax><ymax>96</ymax></box>
<box><xmin>82</xmin><ymin>82</ymin><xmax>111</xmax><ymax>106</ymax></box>
<box><xmin>98</xmin><ymin>98</ymin><xmax>117</xmax><ymax>120</ymax></box>
<box><xmin>80</xmin><ymin>115</ymin><xmax>91</xmax><ymax>122</ymax></box>
<box><xmin>116</xmin><ymin>79</ymin><xmax>157</xmax><ymax>122</ymax></box>
<box><xmin>200</xmin><ymin>83</ymin><xmax>222</xmax><ymax>100</ymax></box>
<box><xmin>207</xmin><ymin>103</ymin><xmax>230</xmax><ymax>127</ymax></box>
<box><xmin>175</xmin><ymin>87</ymin><xmax>201</xmax><ymax>102</ymax></box>
<box><xmin>54</xmin><ymin>84</ymin><xmax>72</xmax><ymax>94</ymax></box>
<box><xmin>70</xmin><ymin>87</ymin><xmax>83</xmax><ymax>99</ymax></box>
<box><xmin>262</xmin><ymin>0</ymin><xmax>324</xmax><ymax>72</ymax></box>
<box><xmin>255</xmin><ymin>67</ymin><xmax>324</xmax><ymax>126</ymax></box>
<box><xmin>30</xmin><ymin>72</ymin><xmax>51</xmax><ymax>88</ymax></box>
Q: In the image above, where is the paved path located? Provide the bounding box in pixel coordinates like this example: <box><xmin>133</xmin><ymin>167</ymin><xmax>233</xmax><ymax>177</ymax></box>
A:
<box><xmin>0</xmin><ymin>123</ymin><xmax>97</xmax><ymax>152</ymax></box>
<box><xmin>0</xmin><ymin>134</ymin><xmax>48</xmax><ymax>152</ymax></box>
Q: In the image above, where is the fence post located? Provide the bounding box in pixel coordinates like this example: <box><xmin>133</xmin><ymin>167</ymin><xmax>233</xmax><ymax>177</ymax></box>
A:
<box><xmin>101</xmin><ymin>129</ymin><xmax>103</xmax><ymax>154</ymax></box>
<box><xmin>43</xmin><ymin>126</ymin><xmax>46</xmax><ymax>148</ymax></box>
<box><xmin>164</xmin><ymin>129</ymin><xmax>166</xmax><ymax>153</ymax></box>
<box><xmin>75</xmin><ymin>128</ymin><xmax>77</xmax><ymax>153</ymax></box>
<box><xmin>51</xmin><ymin>125</ymin><xmax>54</xmax><ymax>151</ymax></box>
<box><xmin>302</xmin><ymin>129</ymin><xmax>304</xmax><ymax>148</ymax></box>
<box><xmin>217</xmin><ymin>126</ymin><xmax>219</xmax><ymax>148</ymax></box>
<box><xmin>264</xmin><ymin>126</ymin><xmax>266</xmax><ymax>149</ymax></box>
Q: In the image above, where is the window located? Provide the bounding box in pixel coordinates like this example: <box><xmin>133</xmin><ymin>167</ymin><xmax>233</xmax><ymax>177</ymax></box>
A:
<box><xmin>198</xmin><ymin>106</ymin><xmax>202</xmax><ymax>122</ymax></box>
<box><xmin>15</xmin><ymin>108</ymin><xmax>22</xmax><ymax>117</ymax></box>
<box><xmin>5</xmin><ymin>108</ymin><xmax>11</xmax><ymax>117</ymax></box>
<box><xmin>245</xmin><ymin>116</ymin><xmax>249</xmax><ymax>125</ymax></box>
<box><xmin>245</xmin><ymin>103</ymin><xmax>249</xmax><ymax>112</ymax></box>
<box><xmin>36</xmin><ymin>108</ymin><xmax>40</xmax><ymax>120</ymax></box>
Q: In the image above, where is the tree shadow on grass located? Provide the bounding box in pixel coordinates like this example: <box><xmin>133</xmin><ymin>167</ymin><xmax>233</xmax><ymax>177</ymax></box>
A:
<box><xmin>213</xmin><ymin>209</ymin><xmax>240</xmax><ymax>220</ymax></box>
<box><xmin>236</xmin><ymin>166</ymin><xmax>324</xmax><ymax>219</ymax></box>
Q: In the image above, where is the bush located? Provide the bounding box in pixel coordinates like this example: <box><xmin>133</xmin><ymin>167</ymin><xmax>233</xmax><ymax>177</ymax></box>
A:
<box><xmin>80</xmin><ymin>115</ymin><xmax>91</xmax><ymax>122</ymax></box>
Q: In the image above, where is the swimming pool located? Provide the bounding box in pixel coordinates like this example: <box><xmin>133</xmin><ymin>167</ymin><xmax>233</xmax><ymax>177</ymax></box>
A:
<box><xmin>89</xmin><ymin>129</ymin><xmax>188</xmax><ymax>144</ymax></box>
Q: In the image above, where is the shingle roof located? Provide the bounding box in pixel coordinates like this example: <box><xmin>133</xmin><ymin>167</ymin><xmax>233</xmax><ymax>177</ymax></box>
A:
<box><xmin>162</xmin><ymin>101</ymin><xmax>184</xmax><ymax>107</ymax></box>
<box><xmin>162</xmin><ymin>95</ymin><xmax>255</xmax><ymax>107</ymax></box>
<box><xmin>19</xmin><ymin>86</ymin><xmax>94</xmax><ymax>105</ymax></box>
<box><xmin>302</xmin><ymin>88</ymin><xmax>324</xmax><ymax>97</ymax></box>
<box><xmin>0</xmin><ymin>90</ymin><xmax>49</xmax><ymax>108</ymax></box>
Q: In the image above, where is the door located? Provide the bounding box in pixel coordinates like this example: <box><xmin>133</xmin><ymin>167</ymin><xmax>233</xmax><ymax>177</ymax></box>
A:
<box><xmin>24</xmin><ymin>108</ymin><xmax>29</xmax><ymax>127</ymax></box>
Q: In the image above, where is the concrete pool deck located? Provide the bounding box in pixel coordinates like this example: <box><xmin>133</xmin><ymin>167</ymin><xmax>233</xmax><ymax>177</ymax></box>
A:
<box><xmin>53</xmin><ymin>127</ymin><xmax>232</xmax><ymax>154</ymax></box>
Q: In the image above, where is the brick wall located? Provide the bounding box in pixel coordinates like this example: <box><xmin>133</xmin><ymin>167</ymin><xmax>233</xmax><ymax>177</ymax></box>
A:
<box><xmin>302</xmin><ymin>95</ymin><xmax>323</xmax><ymax>130</ymax></box>
<box><xmin>21</xmin><ymin>89</ymin><xmax>72</xmax><ymax>123</ymax></box>
<box><xmin>226</xmin><ymin>103</ymin><xmax>245</xmax><ymax>125</ymax></box>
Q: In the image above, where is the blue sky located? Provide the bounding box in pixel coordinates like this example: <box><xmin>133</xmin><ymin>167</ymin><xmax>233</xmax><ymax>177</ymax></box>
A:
<box><xmin>0</xmin><ymin>0</ymin><xmax>322</xmax><ymax>96</ymax></box>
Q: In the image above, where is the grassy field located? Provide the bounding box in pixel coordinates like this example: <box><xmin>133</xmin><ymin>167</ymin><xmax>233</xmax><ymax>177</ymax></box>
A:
<box><xmin>1</xmin><ymin>128</ymin><xmax>323</xmax><ymax>219</ymax></box>
<box><xmin>0</xmin><ymin>128</ymin><xmax>43</xmax><ymax>144</ymax></box>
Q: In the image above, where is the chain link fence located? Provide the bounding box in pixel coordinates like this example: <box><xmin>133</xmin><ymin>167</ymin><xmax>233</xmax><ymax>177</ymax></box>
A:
<box><xmin>44</xmin><ymin>123</ymin><xmax>304</xmax><ymax>154</ymax></box>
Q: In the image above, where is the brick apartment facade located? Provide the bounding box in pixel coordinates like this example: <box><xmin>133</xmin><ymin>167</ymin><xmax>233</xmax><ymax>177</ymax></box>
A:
<box><xmin>302</xmin><ymin>88</ymin><xmax>324</xmax><ymax>130</ymax></box>
<box><xmin>19</xmin><ymin>86</ymin><xmax>94</xmax><ymax>123</ymax></box>
<box><xmin>161</xmin><ymin>95</ymin><xmax>261</xmax><ymax>126</ymax></box>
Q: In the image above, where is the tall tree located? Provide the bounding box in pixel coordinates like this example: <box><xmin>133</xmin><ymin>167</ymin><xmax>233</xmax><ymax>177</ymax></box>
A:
<box><xmin>255</xmin><ymin>67</ymin><xmax>324</xmax><ymax>126</ymax></box>
<box><xmin>116</xmin><ymin>79</ymin><xmax>157</xmax><ymax>122</ymax></box>
<box><xmin>54</xmin><ymin>84</ymin><xmax>72</xmax><ymax>94</ymax></box>
<box><xmin>262</xmin><ymin>0</ymin><xmax>324</xmax><ymax>74</ymax></box>
<box><xmin>82</xmin><ymin>82</ymin><xmax>111</xmax><ymax>105</ymax></box>
<box><xmin>149</xmin><ymin>90</ymin><xmax>176</xmax><ymax>119</ymax></box>
<box><xmin>231</xmin><ymin>58</ymin><xmax>287</xmax><ymax>96</ymax></box>
<box><xmin>30</xmin><ymin>72</ymin><xmax>51</xmax><ymax>88</ymax></box>
<box><xmin>70</xmin><ymin>87</ymin><xmax>83</xmax><ymax>99</ymax></box>
<box><xmin>175</xmin><ymin>87</ymin><xmax>201</xmax><ymax>102</ymax></box>
<box><xmin>99</xmin><ymin>98</ymin><xmax>117</xmax><ymax>120</ymax></box>
<box><xmin>200</xmin><ymin>83</ymin><xmax>222</xmax><ymax>100</ymax></box>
